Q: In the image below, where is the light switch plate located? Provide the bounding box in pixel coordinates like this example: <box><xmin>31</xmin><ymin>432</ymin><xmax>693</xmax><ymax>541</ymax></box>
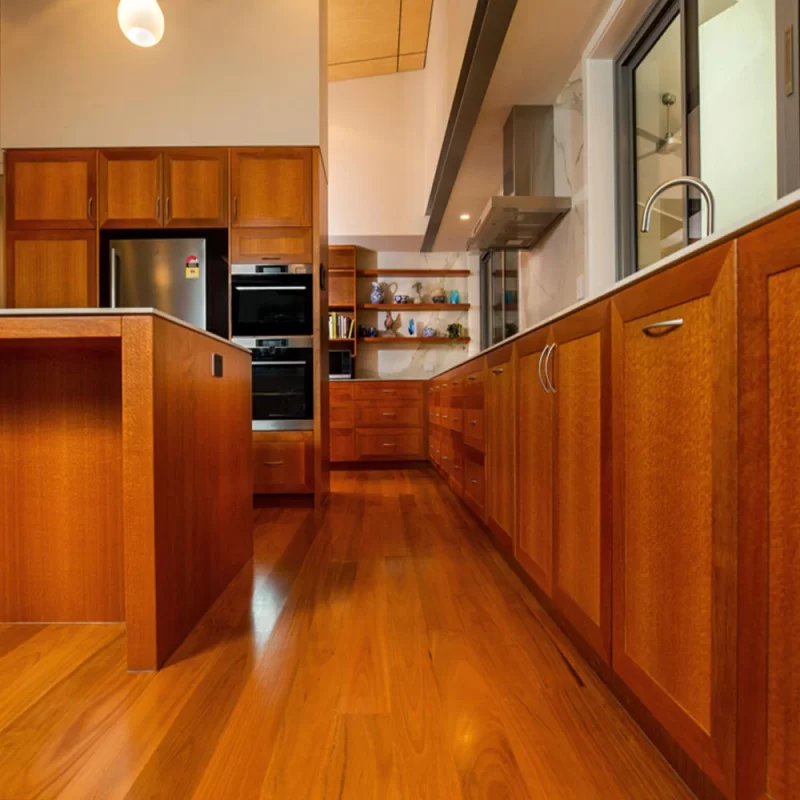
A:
<box><xmin>211</xmin><ymin>353</ymin><xmax>224</xmax><ymax>378</ymax></box>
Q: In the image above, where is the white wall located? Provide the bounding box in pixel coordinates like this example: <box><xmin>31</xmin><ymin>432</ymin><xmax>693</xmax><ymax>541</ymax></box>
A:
<box><xmin>328</xmin><ymin>70</ymin><xmax>428</xmax><ymax>247</ymax></box>
<box><xmin>0</xmin><ymin>0</ymin><xmax>327</xmax><ymax>152</ymax></box>
<box><xmin>699</xmin><ymin>0</ymin><xmax>777</xmax><ymax>229</ymax></box>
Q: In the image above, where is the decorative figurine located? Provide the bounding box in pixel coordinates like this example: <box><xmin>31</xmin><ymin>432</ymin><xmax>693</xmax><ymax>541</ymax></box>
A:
<box><xmin>412</xmin><ymin>281</ymin><xmax>424</xmax><ymax>304</ymax></box>
<box><xmin>383</xmin><ymin>310</ymin><xmax>397</xmax><ymax>336</ymax></box>
<box><xmin>446</xmin><ymin>322</ymin><xmax>464</xmax><ymax>340</ymax></box>
<box><xmin>423</xmin><ymin>326</ymin><xmax>437</xmax><ymax>338</ymax></box>
<box><xmin>408</xmin><ymin>319</ymin><xmax>415</xmax><ymax>336</ymax></box>
<box><xmin>449</xmin><ymin>289</ymin><xmax>460</xmax><ymax>304</ymax></box>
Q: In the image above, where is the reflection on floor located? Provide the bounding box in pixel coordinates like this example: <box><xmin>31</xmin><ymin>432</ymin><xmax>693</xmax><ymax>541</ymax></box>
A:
<box><xmin>0</xmin><ymin>469</ymin><xmax>693</xmax><ymax>799</ymax></box>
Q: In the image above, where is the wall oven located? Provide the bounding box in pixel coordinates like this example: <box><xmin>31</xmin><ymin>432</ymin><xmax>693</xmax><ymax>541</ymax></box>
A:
<box><xmin>239</xmin><ymin>338</ymin><xmax>314</xmax><ymax>431</ymax></box>
<box><xmin>231</xmin><ymin>265</ymin><xmax>313</xmax><ymax>337</ymax></box>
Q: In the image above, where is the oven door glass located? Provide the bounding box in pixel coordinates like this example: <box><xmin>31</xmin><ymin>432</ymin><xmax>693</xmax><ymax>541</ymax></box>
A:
<box><xmin>232</xmin><ymin>275</ymin><xmax>313</xmax><ymax>337</ymax></box>
<box><xmin>251</xmin><ymin>355</ymin><xmax>313</xmax><ymax>421</ymax></box>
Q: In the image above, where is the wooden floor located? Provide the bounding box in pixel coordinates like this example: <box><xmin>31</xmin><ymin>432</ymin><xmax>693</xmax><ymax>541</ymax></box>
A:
<box><xmin>0</xmin><ymin>469</ymin><xmax>694</xmax><ymax>799</ymax></box>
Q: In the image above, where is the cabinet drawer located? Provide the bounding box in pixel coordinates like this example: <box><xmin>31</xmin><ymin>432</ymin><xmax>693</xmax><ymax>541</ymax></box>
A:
<box><xmin>440</xmin><ymin>436</ymin><xmax>454</xmax><ymax>475</ymax></box>
<box><xmin>448</xmin><ymin>403</ymin><xmax>464</xmax><ymax>433</ymax></box>
<box><xmin>354</xmin><ymin>382</ymin><xmax>423</xmax><ymax>402</ymax></box>
<box><xmin>330</xmin><ymin>429</ymin><xmax>356</xmax><ymax>462</ymax></box>
<box><xmin>232</xmin><ymin>227</ymin><xmax>312</xmax><ymax>264</ymax></box>
<box><xmin>449</xmin><ymin>444</ymin><xmax>465</xmax><ymax>495</ymax></box>
<box><xmin>463</xmin><ymin>408</ymin><xmax>485</xmax><ymax>452</ymax></box>
<box><xmin>253</xmin><ymin>431</ymin><xmax>313</xmax><ymax>494</ymax></box>
<box><xmin>356</xmin><ymin>429</ymin><xmax>424</xmax><ymax>459</ymax></box>
<box><xmin>446</xmin><ymin>377</ymin><xmax>465</xmax><ymax>398</ymax></box>
<box><xmin>330</xmin><ymin>383</ymin><xmax>355</xmax><ymax>403</ymax></box>
<box><xmin>355</xmin><ymin>402</ymin><xmax>423</xmax><ymax>428</ymax></box>
<box><xmin>464</xmin><ymin>456</ymin><xmax>486</xmax><ymax>520</ymax></box>
<box><xmin>330</xmin><ymin>403</ymin><xmax>355</xmax><ymax>429</ymax></box>
<box><xmin>464</xmin><ymin>370</ymin><xmax>486</xmax><ymax>407</ymax></box>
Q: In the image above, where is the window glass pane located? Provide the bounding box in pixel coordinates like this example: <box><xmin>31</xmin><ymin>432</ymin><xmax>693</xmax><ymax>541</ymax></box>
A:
<box><xmin>634</xmin><ymin>14</ymin><xmax>685</xmax><ymax>270</ymax></box>
<box><xmin>698</xmin><ymin>0</ymin><xmax>777</xmax><ymax>229</ymax></box>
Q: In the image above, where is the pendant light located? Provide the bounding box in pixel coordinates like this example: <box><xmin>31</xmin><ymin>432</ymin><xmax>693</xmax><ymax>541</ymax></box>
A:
<box><xmin>118</xmin><ymin>0</ymin><xmax>165</xmax><ymax>48</ymax></box>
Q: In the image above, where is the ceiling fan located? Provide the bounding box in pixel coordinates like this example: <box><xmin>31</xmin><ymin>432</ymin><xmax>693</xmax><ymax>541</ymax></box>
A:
<box><xmin>637</xmin><ymin>93</ymin><xmax>682</xmax><ymax>160</ymax></box>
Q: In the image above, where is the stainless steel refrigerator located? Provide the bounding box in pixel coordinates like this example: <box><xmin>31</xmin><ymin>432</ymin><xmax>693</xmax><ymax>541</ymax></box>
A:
<box><xmin>110</xmin><ymin>239</ymin><xmax>207</xmax><ymax>330</ymax></box>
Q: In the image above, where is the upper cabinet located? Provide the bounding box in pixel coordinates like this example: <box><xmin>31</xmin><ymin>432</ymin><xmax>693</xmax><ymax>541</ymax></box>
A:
<box><xmin>99</xmin><ymin>149</ymin><xmax>163</xmax><ymax>229</ymax></box>
<box><xmin>99</xmin><ymin>148</ymin><xmax>228</xmax><ymax>229</ymax></box>
<box><xmin>230</xmin><ymin>148</ymin><xmax>312</xmax><ymax>228</ymax></box>
<box><xmin>6</xmin><ymin>150</ymin><xmax>97</xmax><ymax>230</ymax></box>
<box><xmin>164</xmin><ymin>148</ymin><xmax>228</xmax><ymax>228</ymax></box>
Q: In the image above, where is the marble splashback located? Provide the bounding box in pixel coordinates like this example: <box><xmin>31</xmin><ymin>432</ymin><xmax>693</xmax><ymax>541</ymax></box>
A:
<box><xmin>519</xmin><ymin>62</ymin><xmax>586</xmax><ymax>330</ymax></box>
<box><xmin>355</xmin><ymin>251</ymin><xmax>480</xmax><ymax>379</ymax></box>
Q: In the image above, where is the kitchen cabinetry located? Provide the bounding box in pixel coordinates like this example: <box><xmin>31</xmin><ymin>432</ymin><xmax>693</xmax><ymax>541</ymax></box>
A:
<box><xmin>230</xmin><ymin>148</ymin><xmax>312</xmax><ymax>228</ymax></box>
<box><xmin>231</xmin><ymin>228</ymin><xmax>313</xmax><ymax>265</ymax></box>
<box><xmin>6</xmin><ymin>230</ymin><xmax>97</xmax><ymax>308</ymax></box>
<box><xmin>6</xmin><ymin>149</ymin><xmax>97</xmax><ymax>230</ymax></box>
<box><xmin>551</xmin><ymin>302</ymin><xmax>612</xmax><ymax>663</ymax></box>
<box><xmin>738</xmin><ymin>211</ymin><xmax>800</xmax><ymax>800</ymax></box>
<box><xmin>329</xmin><ymin>381</ymin><xmax>425</xmax><ymax>462</ymax></box>
<box><xmin>164</xmin><ymin>149</ymin><xmax>228</xmax><ymax>228</ymax></box>
<box><xmin>99</xmin><ymin>149</ymin><xmax>163</xmax><ymax>228</ymax></box>
<box><xmin>252</xmin><ymin>431</ymin><xmax>313</xmax><ymax>494</ymax></box>
<box><xmin>99</xmin><ymin>148</ymin><xmax>228</xmax><ymax>229</ymax></box>
<box><xmin>612</xmin><ymin>246</ymin><xmax>737</xmax><ymax>795</ymax></box>
<box><xmin>516</xmin><ymin>327</ymin><xmax>554</xmax><ymax>596</ymax></box>
<box><xmin>486</xmin><ymin>344</ymin><xmax>516</xmax><ymax>552</ymax></box>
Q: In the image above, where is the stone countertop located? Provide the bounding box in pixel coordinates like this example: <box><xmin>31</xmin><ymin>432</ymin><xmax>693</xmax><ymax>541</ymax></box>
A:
<box><xmin>432</xmin><ymin>186</ymin><xmax>800</xmax><ymax>378</ymax></box>
<box><xmin>0</xmin><ymin>307</ymin><xmax>251</xmax><ymax>354</ymax></box>
<box><xmin>333</xmin><ymin>377</ymin><xmax>427</xmax><ymax>382</ymax></box>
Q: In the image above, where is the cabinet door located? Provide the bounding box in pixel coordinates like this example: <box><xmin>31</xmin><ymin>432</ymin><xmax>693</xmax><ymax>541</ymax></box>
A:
<box><xmin>551</xmin><ymin>302</ymin><xmax>611</xmax><ymax>663</ymax></box>
<box><xmin>486</xmin><ymin>344</ymin><xmax>516</xmax><ymax>551</ymax></box>
<box><xmin>231</xmin><ymin>228</ymin><xmax>313</xmax><ymax>265</ymax></box>
<box><xmin>230</xmin><ymin>148</ymin><xmax>312</xmax><ymax>228</ymax></box>
<box><xmin>6</xmin><ymin>230</ymin><xmax>97</xmax><ymax>308</ymax></box>
<box><xmin>6</xmin><ymin>149</ymin><xmax>97</xmax><ymax>230</ymax></box>
<box><xmin>252</xmin><ymin>431</ymin><xmax>313</xmax><ymax>494</ymax></box>
<box><xmin>329</xmin><ymin>271</ymin><xmax>355</xmax><ymax>307</ymax></box>
<box><xmin>329</xmin><ymin>245</ymin><xmax>356</xmax><ymax>270</ymax></box>
<box><xmin>516</xmin><ymin>328</ymin><xmax>554</xmax><ymax>596</ymax></box>
<box><xmin>99</xmin><ymin>150</ymin><xmax>163</xmax><ymax>228</ymax></box>
<box><xmin>164</xmin><ymin>148</ymin><xmax>228</xmax><ymax>228</ymax></box>
<box><xmin>330</xmin><ymin>429</ymin><xmax>356</xmax><ymax>463</ymax></box>
<box><xmin>613</xmin><ymin>246</ymin><xmax>737</xmax><ymax>796</ymax></box>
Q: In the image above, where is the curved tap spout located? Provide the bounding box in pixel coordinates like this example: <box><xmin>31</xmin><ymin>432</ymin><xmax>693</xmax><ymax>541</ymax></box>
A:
<box><xmin>641</xmin><ymin>176</ymin><xmax>716</xmax><ymax>237</ymax></box>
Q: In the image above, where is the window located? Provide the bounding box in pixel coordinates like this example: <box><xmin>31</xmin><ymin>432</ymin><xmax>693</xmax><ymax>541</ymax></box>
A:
<box><xmin>617</xmin><ymin>0</ymin><xmax>779</xmax><ymax>276</ymax></box>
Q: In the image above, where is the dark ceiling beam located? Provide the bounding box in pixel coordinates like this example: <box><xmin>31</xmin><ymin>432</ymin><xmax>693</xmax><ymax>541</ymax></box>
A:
<box><xmin>421</xmin><ymin>0</ymin><xmax>518</xmax><ymax>252</ymax></box>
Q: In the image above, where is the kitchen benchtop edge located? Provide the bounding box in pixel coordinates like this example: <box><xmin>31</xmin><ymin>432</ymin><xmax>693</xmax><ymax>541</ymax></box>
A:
<box><xmin>431</xmin><ymin>187</ymin><xmax>800</xmax><ymax>379</ymax></box>
<box><xmin>0</xmin><ymin>308</ymin><xmax>251</xmax><ymax>354</ymax></box>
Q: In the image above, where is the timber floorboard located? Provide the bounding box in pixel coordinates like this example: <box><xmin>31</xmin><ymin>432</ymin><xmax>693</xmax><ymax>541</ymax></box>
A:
<box><xmin>0</xmin><ymin>468</ymin><xmax>694</xmax><ymax>799</ymax></box>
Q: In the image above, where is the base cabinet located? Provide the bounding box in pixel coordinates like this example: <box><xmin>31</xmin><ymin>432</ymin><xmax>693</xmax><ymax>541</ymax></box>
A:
<box><xmin>252</xmin><ymin>431</ymin><xmax>313</xmax><ymax>494</ymax></box>
<box><xmin>612</xmin><ymin>246</ymin><xmax>738</xmax><ymax>796</ymax></box>
<box><xmin>486</xmin><ymin>345</ymin><xmax>516</xmax><ymax>552</ymax></box>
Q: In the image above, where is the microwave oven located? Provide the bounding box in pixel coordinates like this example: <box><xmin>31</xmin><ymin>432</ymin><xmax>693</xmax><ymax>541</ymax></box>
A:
<box><xmin>329</xmin><ymin>349</ymin><xmax>353</xmax><ymax>381</ymax></box>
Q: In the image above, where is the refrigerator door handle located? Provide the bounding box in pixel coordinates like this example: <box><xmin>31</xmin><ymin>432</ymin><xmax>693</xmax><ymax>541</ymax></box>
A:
<box><xmin>110</xmin><ymin>248</ymin><xmax>117</xmax><ymax>309</ymax></box>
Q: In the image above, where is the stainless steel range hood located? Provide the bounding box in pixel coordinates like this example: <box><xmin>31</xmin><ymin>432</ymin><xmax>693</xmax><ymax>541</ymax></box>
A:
<box><xmin>467</xmin><ymin>106</ymin><xmax>571</xmax><ymax>251</ymax></box>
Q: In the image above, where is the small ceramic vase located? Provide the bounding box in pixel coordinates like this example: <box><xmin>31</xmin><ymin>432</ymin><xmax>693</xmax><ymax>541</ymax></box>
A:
<box><xmin>370</xmin><ymin>282</ymin><xmax>384</xmax><ymax>304</ymax></box>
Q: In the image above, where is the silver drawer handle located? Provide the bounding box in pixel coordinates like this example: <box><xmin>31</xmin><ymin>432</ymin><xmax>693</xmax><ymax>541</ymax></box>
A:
<box><xmin>382</xmin><ymin>389</ymin><xmax>396</xmax><ymax>393</ymax></box>
<box><xmin>468</xmin><ymin>376</ymin><xmax>477</xmax><ymax>382</ymax></box>
<box><xmin>470</xmin><ymin>479</ymin><xmax>477</xmax><ymax>485</ymax></box>
<box><xmin>382</xmin><ymin>442</ymin><xmax>397</xmax><ymax>447</ymax></box>
<box><xmin>442</xmin><ymin>414</ymin><xmax>449</xmax><ymax>419</ymax></box>
<box><xmin>382</xmin><ymin>412</ymin><xmax>396</xmax><ymax>417</ymax></box>
<box><xmin>492</xmin><ymin>368</ymin><xmax>504</xmax><ymax>375</ymax></box>
<box><xmin>642</xmin><ymin>318</ymin><xmax>684</xmax><ymax>336</ymax></box>
<box><xmin>264</xmin><ymin>460</ymin><xmax>285</xmax><ymax>466</ymax></box>
<box><xmin>470</xmin><ymin>420</ymin><xmax>477</xmax><ymax>426</ymax></box>
<box><xmin>454</xmin><ymin>465</ymin><xmax>461</xmax><ymax>470</ymax></box>
<box><xmin>443</xmin><ymin>456</ymin><xmax>449</xmax><ymax>461</ymax></box>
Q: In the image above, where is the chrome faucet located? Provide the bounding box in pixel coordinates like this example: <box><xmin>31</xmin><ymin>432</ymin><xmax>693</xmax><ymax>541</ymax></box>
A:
<box><xmin>641</xmin><ymin>176</ymin><xmax>716</xmax><ymax>237</ymax></box>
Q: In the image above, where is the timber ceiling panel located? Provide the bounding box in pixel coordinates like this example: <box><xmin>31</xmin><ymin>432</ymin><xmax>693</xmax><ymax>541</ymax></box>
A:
<box><xmin>329</xmin><ymin>0</ymin><xmax>434</xmax><ymax>82</ymax></box>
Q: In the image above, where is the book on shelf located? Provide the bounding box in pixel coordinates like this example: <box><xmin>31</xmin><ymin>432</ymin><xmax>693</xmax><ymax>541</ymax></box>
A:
<box><xmin>328</xmin><ymin>312</ymin><xmax>354</xmax><ymax>341</ymax></box>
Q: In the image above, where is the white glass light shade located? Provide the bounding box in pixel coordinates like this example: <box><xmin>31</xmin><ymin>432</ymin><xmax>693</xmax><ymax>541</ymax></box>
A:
<box><xmin>118</xmin><ymin>0</ymin><xmax>165</xmax><ymax>48</ymax></box>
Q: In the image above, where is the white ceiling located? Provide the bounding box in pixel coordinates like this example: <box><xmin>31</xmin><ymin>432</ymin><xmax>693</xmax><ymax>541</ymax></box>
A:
<box><xmin>432</xmin><ymin>0</ymin><xmax>614</xmax><ymax>250</ymax></box>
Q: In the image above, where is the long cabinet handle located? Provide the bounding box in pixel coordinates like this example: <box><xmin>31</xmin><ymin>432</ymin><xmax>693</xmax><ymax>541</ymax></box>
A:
<box><xmin>382</xmin><ymin>442</ymin><xmax>397</xmax><ymax>448</ymax></box>
<box><xmin>264</xmin><ymin>460</ymin><xmax>285</xmax><ymax>466</ymax></box>
<box><xmin>382</xmin><ymin>412</ymin><xmax>396</xmax><ymax>417</ymax></box>
<box><xmin>88</xmin><ymin>196</ymin><xmax>94</xmax><ymax>223</ymax></box>
<box><xmin>156</xmin><ymin>196</ymin><xmax>161</xmax><ymax>221</ymax></box>
<box><xmin>642</xmin><ymin>318</ymin><xmax>684</xmax><ymax>336</ymax></box>
<box><xmin>165</xmin><ymin>197</ymin><xmax>171</xmax><ymax>221</ymax></box>
<box><xmin>537</xmin><ymin>347</ymin><xmax>550</xmax><ymax>394</ymax></box>
<box><xmin>233</xmin><ymin>196</ymin><xmax>239</xmax><ymax>222</ymax></box>
<box><xmin>544</xmin><ymin>344</ymin><xmax>557</xmax><ymax>393</ymax></box>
